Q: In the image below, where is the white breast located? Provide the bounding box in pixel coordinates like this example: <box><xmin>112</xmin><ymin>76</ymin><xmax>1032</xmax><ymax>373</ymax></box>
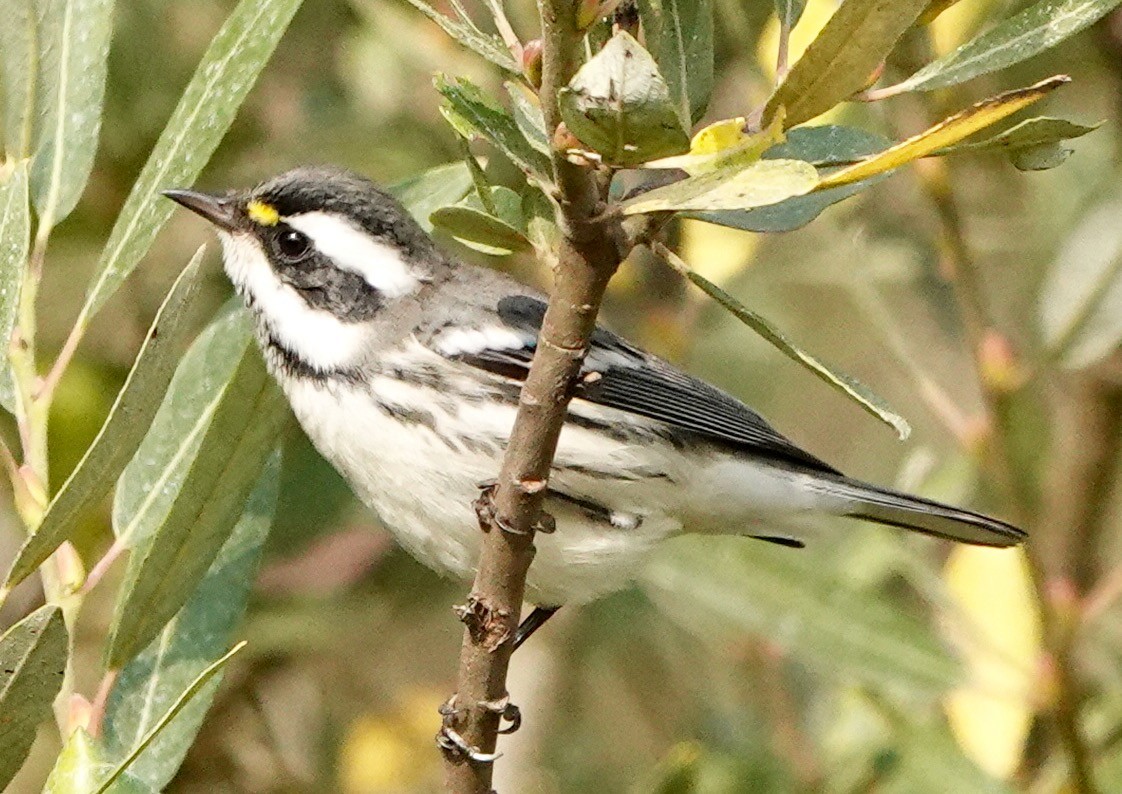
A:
<box><xmin>272</xmin><ymin>346</ymin><xmax>688</xmax><ymax>605</ymax></box>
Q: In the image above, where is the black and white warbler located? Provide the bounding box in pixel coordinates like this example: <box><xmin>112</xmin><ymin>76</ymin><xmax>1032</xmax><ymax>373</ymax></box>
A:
<box><xmin>164</xmin><ymin>166</ymin><xmax>1025</xmax><ymax>645</ymax></box>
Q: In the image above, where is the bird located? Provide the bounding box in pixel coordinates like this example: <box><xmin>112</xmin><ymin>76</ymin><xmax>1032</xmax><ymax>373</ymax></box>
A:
<box><xmin>164</xmin><ymin>166</ymin><xmax>1025</xmax><ymax>647</ymax></box>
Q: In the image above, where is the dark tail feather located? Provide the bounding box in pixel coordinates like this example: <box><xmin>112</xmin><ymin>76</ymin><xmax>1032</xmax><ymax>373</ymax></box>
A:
<box><xmin>809</xmin><ymin>474</ymin><xmax>1026</xmax><ymax>548</ymax></box>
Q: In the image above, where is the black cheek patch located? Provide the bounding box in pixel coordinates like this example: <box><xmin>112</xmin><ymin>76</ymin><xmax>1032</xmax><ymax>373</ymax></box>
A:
<box><xmin>277</xmin><ymin>251</ymin><xmax>384</xmax><ymax>322</ymax></box>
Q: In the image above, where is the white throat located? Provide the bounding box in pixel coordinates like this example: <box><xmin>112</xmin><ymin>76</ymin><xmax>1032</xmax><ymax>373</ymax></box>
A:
<box><xmin>218</xmin><ymin>232</ymin><xmax>370</xmax><ymax>372</ymax></box>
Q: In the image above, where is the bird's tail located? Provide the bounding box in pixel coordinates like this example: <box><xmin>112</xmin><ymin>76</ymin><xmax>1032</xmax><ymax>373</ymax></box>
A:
<box><xmin>807</xmin><ymin>473</ymin><xmax>1026</xmax><ymax>547</ymax></box>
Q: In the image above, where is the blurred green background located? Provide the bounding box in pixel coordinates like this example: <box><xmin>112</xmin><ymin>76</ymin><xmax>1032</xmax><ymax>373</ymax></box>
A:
<box><xmin>5</xmin><ymin>0</ymin><xmax>1122</xmax><ymax>791</ymax></box>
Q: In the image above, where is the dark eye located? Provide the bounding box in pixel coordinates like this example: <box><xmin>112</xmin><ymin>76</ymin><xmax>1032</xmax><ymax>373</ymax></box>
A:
<box><xmin>276</xmin><ymin>228</ymin><xmax>310</xmax><ymax>261</ymax></box>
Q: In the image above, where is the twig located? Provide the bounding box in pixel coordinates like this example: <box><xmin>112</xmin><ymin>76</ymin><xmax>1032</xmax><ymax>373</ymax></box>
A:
<box><xmin>481</xmin><ymin>0</ymin><xmax>523</xmax><ymax>60</ymax></box>
<box><xmin>440</xmin><ymin>1</ymin><xmax>624</xmax><ymax>791</ymax></box>
<box><xmin>775</xmin><ymin>17</ymin><xmax>791</xmax><ymax>83</ymax></box>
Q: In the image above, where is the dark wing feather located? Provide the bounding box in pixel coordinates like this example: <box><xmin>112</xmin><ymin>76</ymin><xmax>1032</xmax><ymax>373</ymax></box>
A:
<box><xmin>446</xmin><ymin>295</ymin><xmax>838</xmax><ymax>475</ymax></box>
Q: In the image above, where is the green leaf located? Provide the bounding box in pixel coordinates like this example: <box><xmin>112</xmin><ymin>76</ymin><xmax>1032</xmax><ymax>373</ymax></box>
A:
<box><xmin>102</xmin><ymin>456</ymin><xmax>278</xmax><ymax>790</ymax></box>
<box><xmin>3</xmin><ymin>250</ymin><xmax>206</xmax><ymax>591</ymax></box>
<box><xmin>658</xmin><ymin>246</ymin><xmax>911</xmax><ymax>438</ymax></box>
<box><xmin>937</xmin><ymin>116</ymin><xmax>1100</xmax><ymax>156</ymax></box>
<box><xmin>933</xmin><ymin>115</ymin><xmax>1100</xmax><ymax>171</ymax></box>
<box><xmin>44</xmin><ymin>728</ymin><xmax>154</xmax><ymax>794</ymax></box>
<box><xmin>558</xmin><ymin>31</ymin><xmax>688</xmax><ymax>166</ymax></box>
<box><xmin>506</xmin><ymin>83</ymin><xmax>550</xmax><ymax>156</ymax></box>
<box><xmin>620</xmin><ymin>158</ymin><xmax>818</xmax><ymax>214</ymax></box>
<box><xmin>0</xmin><ymin>161</ymin><xmax>30</xmax><ymax>413</ymax></box>
<box><xmin>106</xmin><ymin>309</ymin><xmax>289</xmax><ymax>668</ymax></box>
<box><xmin>435</xmin><ymin>74</ymin><xmax>552</xmax><ymax>179</ymax></box>
<box><xmin>775</xmin><ymin>0</ymin><xmax>808</xmax><ymax>28</ymax></box>
<box><xmin>400</xmin><ymin>0</ymin><xmax>518</xmax><ymax>72</ymax></box>
<box><xmin>522</xmin><ymin>186</ymin><xmax>560</xmax><ymax>263</ymax></box>
<box><xmin>890</xmin><ymin>0</ymin><xmax>1122</xmax><ymax>93</ymax></box>
<box><xmin>642</xmin><ymin>537</ymin><xmax>958</xmax><ymax>691</ymax></box>
<box><xmin>0</xmin><ymin>605</ymin><xmax>68</xmax><ymax>790</ymax></box>
<box><xmin>388</xmin><ymin>162</ymin><xmax>473</xmax><ymax>233</ymax></box>
<box><xmin>94</xmin><ymin>643</ymin><xmax>246</xmax><ymax>794</ymax></box>
<box><xmin>81</xmin><ymin>0</ymin><xmax>304</xmax><ymax>320</ymax></box>
<box><xmin>763</xmin><ymin>0</ymin><xmax>929</xmax><ymax>128</ymax></box>
<box><xmin>431</xmin><ymin>185</ymin><xmax>531</xmax><ymax>256</ymax></box>
<box><xmin>29</xmin><ymin>0</ymin><xmax>114</xmax><ymax>229</ymax></box>
<box><xmin>0</xmin><ymin>0</ymin><xmax>38</xmax><ymax>157</ymax></box>
<box><xmin>1008</xmin><ymin>142</ymin><xmax>1071</xmax><ymax>171</ymax></box>
<box><xmin>1040</xmin><ymin>193</ymin><xmax>1122</xmax><ymax>368</ymax></box>
<box><xmin>637</xmin><ymin>0</ymin><xmax>714</xmax><ymax>125</ymax></box>
<box><xmin>685</xmin><ymin>125</ymin><xmax>891</xmax><ymax>232</ymax></box>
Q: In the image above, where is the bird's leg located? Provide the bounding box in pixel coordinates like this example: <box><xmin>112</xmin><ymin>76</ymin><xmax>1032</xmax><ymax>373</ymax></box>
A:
<box><xmin>513</xmin><ymin>605</ymin><xmax>560</xmax><ymax>650</ymax></box>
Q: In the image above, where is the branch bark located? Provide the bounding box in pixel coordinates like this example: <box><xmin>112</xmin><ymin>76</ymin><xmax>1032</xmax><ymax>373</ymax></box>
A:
<box><xmin>440</xmin><ymin>2</ymin><xmax>625</xmax><ymax>791</ymax></box>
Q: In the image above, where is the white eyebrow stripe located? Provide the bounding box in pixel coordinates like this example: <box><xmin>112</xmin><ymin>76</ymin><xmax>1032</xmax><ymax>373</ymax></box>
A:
<box><xmin>285</xmin><ymin>211</ymin><xmax>420</xmax><ymax>297</ymax></box>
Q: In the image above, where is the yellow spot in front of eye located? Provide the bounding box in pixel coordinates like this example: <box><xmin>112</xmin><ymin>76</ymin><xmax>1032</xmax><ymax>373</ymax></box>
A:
<box><xmin>247</xmin><ymin>200</ymin><xmax>280</xmax><ymax>226</ymax></box>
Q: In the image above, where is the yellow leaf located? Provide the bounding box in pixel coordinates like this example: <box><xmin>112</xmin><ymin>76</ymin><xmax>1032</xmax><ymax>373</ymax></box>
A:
<box><xmin>339</xmin><ymin>690</ymin><xmax>444</xmax><ymax>793</ymax></box>
<box><xmin>680</xmin><ymin>218</ymin><xmax>759</xmax><ymax>285</ymax></box>
<box><xmin>817</xmin><ymin>75</ymin><xmax>1069</xmax><ymax>190</ymax></box>
<box><xmin>691</xmin><ymin>117</ymin><xmax>749</xmax><ymax>154</ymax></box>
<box><xmin>943</xmin><ymin>545</ymin><xmax>1042</xmax><ymax>780</ymax></box>
<box><xmin>644</xmin><ymin>114</ymin><xmax>785</xmax><ymax>175</ymax></box>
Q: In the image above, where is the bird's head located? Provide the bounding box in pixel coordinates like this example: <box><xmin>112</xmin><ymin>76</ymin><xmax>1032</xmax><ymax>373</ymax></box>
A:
<box><xmin>164</xmin><ymin>166</ymin><xmax>438</xmax><ymax>373</ymax></box>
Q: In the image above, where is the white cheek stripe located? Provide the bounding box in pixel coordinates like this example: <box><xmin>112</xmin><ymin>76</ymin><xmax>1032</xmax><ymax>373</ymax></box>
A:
<box><xmin>218</xmin><ymin>232</ymin><xmax>368</xmax><ymax>372</ymax></box>
<box><xmin>285</xmin><ymin>211</ymin><xmax>420</xmax><ymax>297</ymax></box>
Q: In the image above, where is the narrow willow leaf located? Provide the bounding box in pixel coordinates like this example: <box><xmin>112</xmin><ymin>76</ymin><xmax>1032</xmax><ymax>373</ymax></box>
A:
<box><xmin>637</xmin><ymin>0</ymin><xmax>714</xmax><ymax>125</ymax></box>
<box><xmin>775</xmin><ymin>0</ymin><xmax>808</xmax><ymax>28</ymax></box>
<box><xmin>81</xmin><ymin>0</ymin><xmax>304</xmax><ymax>320</ymax></box>
<box><xmin>0</xmin><ymin>0</ymin><xmax>38</xmax><ymax>157</ymax></box>
<box><xmin>620</xmin><ymin>158</ymin><xmax>818</xmax><ymax>215</ymax></box>
<box><xmin>642</xmin><ymin>537</ymin><xmax>957</xmax><ymax>691</ymax></box>
<box><xmin>102</xmin><ymin>456</ymin><xmax>278</xmax><ymax>790</ymax></box>
<box><xmin>0</xmin><ymin>162</ymin><xmax>30</xmax><ymax>413</ymax></box>
<box><xmin>661</xmin><ymin>246</ymin><xmax>910</xmax><ymax>438</ymax></box>
<box><xmin>106</xmin><ymin>313</ymin><xmax>289</xmax><ymax>668</ymax></box>
<box><xmin>892</xmin><ymin>0</ymin><xmax>1122</xmax><ymax>93</ymax></box>
<box><xmin>685</xmin><ymin>125</ymin><xmax>891</xmax><ymax>232</ymax></box>
<box><xmin>763</xmin><ymin>0</ymin><xmax>929</xmax><ymax>128</ymax></box>
<box><xmin>818</xmin><ymin>76</ymin><xmax>1068</xmax><ymax>190</ymax></box>
<box><xmin>94</xmin><ymin>643</ymin><xmax>246</xmax><ymax>794</ymax></box>
<box><xmin>431</xmin><ymin>185</ymin><xmax>531</xmax><ymax>256</ymax></box>
<box><xmin>44</xmin><ymin>729</ymin><xmax>154</xmax><ymax>794</ymax></box>
<box><xmin>0</xmin><ymin>606</ymin><xmax>68</xmax><ymax>790</ymax></box>
<box><xmin>399</xmin><ymin>0</ymin><xmax>518</xmax><ymax>72</ymax></box>
<box><xmin>435</xmin><ymin>74</ymin><xmax>551</xmax><ymax>179</ymax></box>
<box><xmin>112</xmin><ymin>307</ymin><xmax>250</xmax><ymax>548</ymax></box>
<box><xmin>3</xmin><ymin>250</ymin><xmax>206</xmax><ymax>591</ymax></box>
<box><xmin>934</xmin><ymin>116</ymin><xmax>1100</xmax><ymax>157</ymax></box>
<box><xmin>29</xmin><ymin>0</ymin><xmax>114</xmax><ymax>229</ymax></box>
<box><xmin>1040</xmin><ymin>194</ymin><xmax>1122</xmax><ymax>367</ymax></box>
<box><xmin>388</xmin><ymin>162</ymin><xmax>472</xmax><ymax>232</ymax></box>
<box><xmin>558</xmin><ymin>31</ymin><xmax>688</xmax><ymax>166</ymax></box>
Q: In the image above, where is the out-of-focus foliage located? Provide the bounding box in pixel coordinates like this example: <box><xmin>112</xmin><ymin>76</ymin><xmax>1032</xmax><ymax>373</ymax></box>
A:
<box><xmin>2</xmin><ymin>0</ymin><xmax>1122</xmax><ymax>791</ymax></box>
